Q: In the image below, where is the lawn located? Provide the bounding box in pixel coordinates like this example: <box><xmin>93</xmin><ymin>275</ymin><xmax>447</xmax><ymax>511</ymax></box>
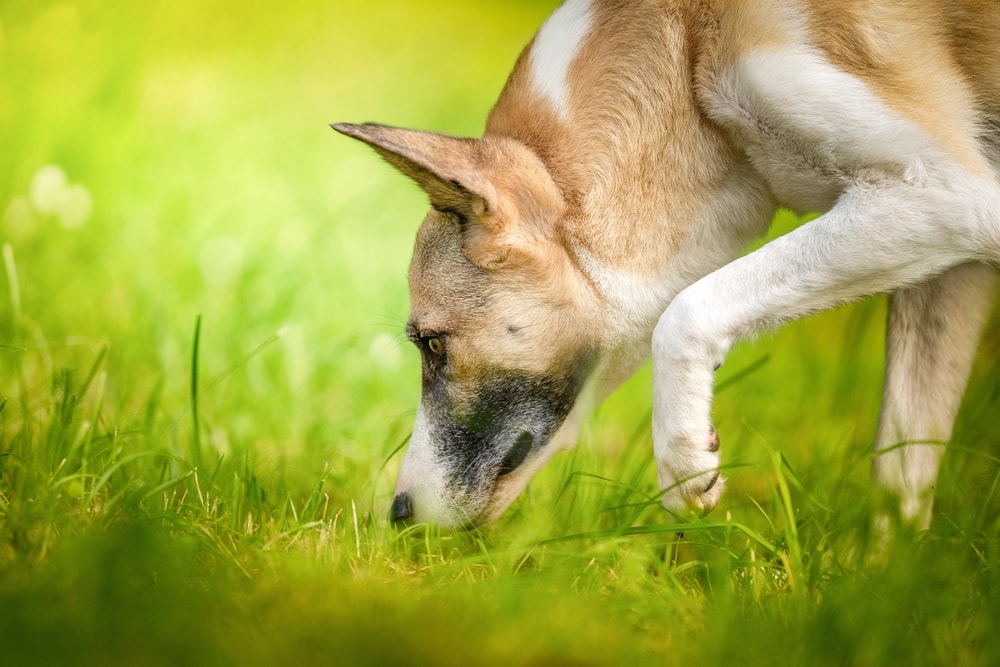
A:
<box><xmin>2</xmin><ymin>1</ymin><xmax>1000</xmax><ymax>665</ymax></box>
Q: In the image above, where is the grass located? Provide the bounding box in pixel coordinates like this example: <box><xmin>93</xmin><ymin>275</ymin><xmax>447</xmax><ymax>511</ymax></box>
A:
<box><xmin>2</xmin><ymin>1</ymin><xmax>1000</xmax><ymax>665</ymax></box>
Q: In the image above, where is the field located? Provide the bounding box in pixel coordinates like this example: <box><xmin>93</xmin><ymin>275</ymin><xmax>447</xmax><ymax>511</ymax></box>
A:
<box><xmin>2</xmin><ymin>1</ymin><xmax>1000</xmax><ymax>665</ymax></box>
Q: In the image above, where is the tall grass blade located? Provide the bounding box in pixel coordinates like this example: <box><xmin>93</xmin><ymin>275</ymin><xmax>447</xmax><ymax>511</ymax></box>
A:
<box><xmin>189</xmin><ymin>314</ymin><xmax>203</xmax><ymax>470</ymax></box>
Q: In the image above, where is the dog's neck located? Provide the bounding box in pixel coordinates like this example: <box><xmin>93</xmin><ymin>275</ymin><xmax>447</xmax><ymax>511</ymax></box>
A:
<box><xmin>485</xmin><ymin>0</ymin><xmax>773</xmax><ymax>346</ymax></box>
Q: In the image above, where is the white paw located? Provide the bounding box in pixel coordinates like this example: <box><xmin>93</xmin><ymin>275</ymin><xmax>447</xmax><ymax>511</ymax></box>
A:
<box><xmin>658</xmin><ymin>426</ymin><xmax>725</xmax><ymax>517</ymax></box>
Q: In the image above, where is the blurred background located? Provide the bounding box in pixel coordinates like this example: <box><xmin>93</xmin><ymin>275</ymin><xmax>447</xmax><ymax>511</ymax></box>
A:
<box><xmin>0</xmin><ymin>0</ymin><xmax>562</xmax><ymax>499</ymax></box>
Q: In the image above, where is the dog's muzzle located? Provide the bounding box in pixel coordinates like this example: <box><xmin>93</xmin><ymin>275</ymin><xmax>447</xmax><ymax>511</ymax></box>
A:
<box><xmin>389</xmin><ymin>357</ymin><xmax>595</xmax><ymax>527</ymax></box>
<box><xmin>388</xmin><ymin>430</ymin><xmax>535</xmax><ymax>525</ymax></box>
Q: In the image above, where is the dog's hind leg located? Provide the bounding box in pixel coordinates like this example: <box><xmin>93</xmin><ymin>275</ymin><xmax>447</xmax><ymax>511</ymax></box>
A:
<box><xmin>873</xmin><ymin>262</ymin><xmax>997</xmax><ymax>530</ymax></box>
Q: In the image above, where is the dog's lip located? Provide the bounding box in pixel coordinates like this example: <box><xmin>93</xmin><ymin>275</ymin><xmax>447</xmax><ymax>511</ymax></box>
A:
<box><xmin>481</xmin><ymin>474</ymin><xmax>525</xmax><ymax>525</ymax></box>
<box><xmin>478</xmin><ymin>440</ymin><xmax>550</xmax><ymax>525</ymax></box>
<box><xmin>497</xmin><ymin>431</ymin><xmax>535</xmax><ymax>477</ymax></box>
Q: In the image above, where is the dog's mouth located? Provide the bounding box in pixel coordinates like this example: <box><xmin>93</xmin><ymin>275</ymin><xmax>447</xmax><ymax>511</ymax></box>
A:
<box><xmin>480</xmin><ymin>432</ymin><xmax>558</xmax><ymax>525</ymax></box>
<box><xmin>498</xmin><ymin>431</ymin><xmax>535</xmax><ymax>477</ymax></box>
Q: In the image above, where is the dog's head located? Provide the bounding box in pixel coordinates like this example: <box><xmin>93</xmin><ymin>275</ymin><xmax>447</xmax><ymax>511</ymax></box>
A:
<box><xmin>335</xmin><ymin>123</ymin><xmax>603</xmax><ymax>527</ymax></box>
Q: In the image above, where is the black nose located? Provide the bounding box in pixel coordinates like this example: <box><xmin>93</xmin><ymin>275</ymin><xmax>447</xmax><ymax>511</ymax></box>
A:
<box><xmin>389</xmin><ymin>493</ymin><xmax>413</xmax><ymax>524</ymax></box>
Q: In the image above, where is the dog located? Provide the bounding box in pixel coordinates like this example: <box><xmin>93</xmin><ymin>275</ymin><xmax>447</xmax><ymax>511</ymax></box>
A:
<box><xmin>335</xmin><ymin>0</ymin><xmax>1000</xmax><ymax>529</ymax></box>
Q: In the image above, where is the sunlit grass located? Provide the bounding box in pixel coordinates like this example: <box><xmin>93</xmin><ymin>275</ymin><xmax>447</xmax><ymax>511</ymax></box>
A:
<box><xmin>2</xmin><ymin>1</ymin><xmax>1000</xmax><ymax>665</ymax></box>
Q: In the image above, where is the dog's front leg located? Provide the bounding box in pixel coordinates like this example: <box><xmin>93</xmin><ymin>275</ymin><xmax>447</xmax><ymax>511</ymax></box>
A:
<box><xmin>651</xmin><ymin>178</ymin><xmax>994</xmax><ymax>516</ymax></box>
<box><xmin>651</xmin><ymin>288</ymin><xmax>730</xmax><ymax>516</ymax></box>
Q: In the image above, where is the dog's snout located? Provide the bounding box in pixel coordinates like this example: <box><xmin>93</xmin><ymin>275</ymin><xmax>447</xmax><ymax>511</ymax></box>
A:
<box><xmin>389</xmin><ymin>492</ymin><xmax>413</xmax><ymax>524</ymax></box>
<box><xmin>498</xmin><ymin>431</ymin><xmax>534</xmax><ymax>477</ymax></box>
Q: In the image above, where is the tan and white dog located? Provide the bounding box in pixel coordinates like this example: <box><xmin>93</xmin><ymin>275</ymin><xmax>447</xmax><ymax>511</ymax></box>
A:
<box><xmin>335</xmin><ymin>0</ymin><xmax>1000</xmax><ymax>529</ymax></box>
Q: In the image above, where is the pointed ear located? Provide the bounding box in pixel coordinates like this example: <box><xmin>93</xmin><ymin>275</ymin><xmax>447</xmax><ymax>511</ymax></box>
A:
<box><xmin>332</xmin><ymin>122</ymin><xmax>497</xmax><ymax>219</ymax></box>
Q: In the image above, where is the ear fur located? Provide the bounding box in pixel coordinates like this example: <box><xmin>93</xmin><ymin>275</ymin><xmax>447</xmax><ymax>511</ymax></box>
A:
<box><xmin>333</xmin><ymin>122</ymin><xmax>566</xmax><ymax>270</ymax></box>
<box><xmin>332</xmin><ymin>122</ymin><xmax>496</xmax><ymax>220</ymax></box>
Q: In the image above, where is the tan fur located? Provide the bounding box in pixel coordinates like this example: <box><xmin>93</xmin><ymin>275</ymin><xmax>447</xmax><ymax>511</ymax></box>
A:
<box><xmin>807</xmin><ymin>0</ymin><xmax>996</xmax><ymax>176</ymax></box>
<box><xmin>335</xmin><ymin>0</ymin><xmax>1000</xmax><ymax>527</ymax></box>
<box><xmin>405</xmin><ymin>142</ymin><xmax>599</xmax><ymax>379</ymax></box>
<box><xmin>488</xmin><ymin>0</ymin><xmax>1000</xmax><ymax>279</ymax></box>
<box><xmin>488</xmin><ymin>1</ymin><xmax>759</xmax><ymax>281</ymax></box>
<box><xmin>693</xmin><ymin>0</ymin><xmax>999</xmax><ymax>178</ymax></box>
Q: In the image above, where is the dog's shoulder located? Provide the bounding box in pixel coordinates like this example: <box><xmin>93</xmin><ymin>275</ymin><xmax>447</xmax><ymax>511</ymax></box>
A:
<box><xmin>695</xmin><ymin>0</ymin><xmax>999</xmax><ymax>193</ymax></box>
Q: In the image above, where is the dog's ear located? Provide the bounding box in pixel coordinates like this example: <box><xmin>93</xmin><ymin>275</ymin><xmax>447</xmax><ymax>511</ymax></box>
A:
<box><xmin>332</xmin><ymin>123</ymin><xmax>497</xmax><ymax>220</ymax></box>
<box><xmin>333</xmin><ymin>122</ymin><xmax>565</xmax><ymax>270</ymax></box>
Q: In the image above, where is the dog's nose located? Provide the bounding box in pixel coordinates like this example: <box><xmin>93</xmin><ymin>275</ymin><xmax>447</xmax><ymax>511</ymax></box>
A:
<box><xmin>389</xmin><ymin>492</ymin><xmax>413</xmax><ymax>524</ymax></box>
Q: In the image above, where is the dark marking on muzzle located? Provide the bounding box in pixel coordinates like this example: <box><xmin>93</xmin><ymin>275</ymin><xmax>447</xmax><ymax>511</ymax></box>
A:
<box><xmin>499</xmin><ymin>431</ymin><xmax>534</xmax><ymax>477</ymax></box>
<box><xmin>421</xmin><ymin>352</ymin><xmax>595</xmax><ymax>510</ymax></box>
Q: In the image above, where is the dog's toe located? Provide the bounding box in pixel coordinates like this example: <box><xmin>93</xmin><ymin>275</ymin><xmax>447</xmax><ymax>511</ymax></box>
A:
<box><xmin>696</xmin><ymin>474</ymin><xmax>725</xmax><ymax>514</ymax></box>
<box><xmin>703</xmin><ymin>469</ymin><xmax>721</xmax><ymax>493</ymax></box>
<box><xmin>659</xmin><ymin>425</ymin><xmax>726</xmax><ymax>518</ymax></box>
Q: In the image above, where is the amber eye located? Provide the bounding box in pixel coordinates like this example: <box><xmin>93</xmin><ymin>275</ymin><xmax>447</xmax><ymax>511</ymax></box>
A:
<box><xmin>426</xmin><ymin>337</ymin><xmax>444</xmax><ymax>356</ymax></box>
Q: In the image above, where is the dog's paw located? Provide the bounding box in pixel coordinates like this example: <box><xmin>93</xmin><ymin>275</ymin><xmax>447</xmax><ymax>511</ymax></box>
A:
<box><xmin>658</xmin><ymin>425</ymin><xmax>725</xmax><ymax>517</ymax></box>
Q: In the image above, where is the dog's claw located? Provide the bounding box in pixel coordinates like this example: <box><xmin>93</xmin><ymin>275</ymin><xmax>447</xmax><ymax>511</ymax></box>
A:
<box><xmin>703</xmin><ymin>469</ymin><xmax>721</xmax><ymax>493</ymax></box>
<box><xmin>708</xmin><ymin>425</ymin><xmax>720</xmax><ymax>452</ymax></box>
<box><xmin>659</xmin><ymin>425</ymin><xmax>725</xmax><ymax>518</ymax></box>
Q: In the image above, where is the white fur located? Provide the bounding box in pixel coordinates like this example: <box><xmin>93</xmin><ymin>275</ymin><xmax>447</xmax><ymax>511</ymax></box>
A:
<box><xmin>529</xmin><ymin>0</ymin><xmax>593</xmax><ymax>119</ymax></box>
<box><xmin>394</xmin><ymin>405</ymin><xmax>449</xmax><ymax>522</ymax></box>
<box><xmin>652</xmin><ymin>43</ymin><xmax>1000</xmax><ymax>518</ymax></box>
<box><xmin>873</xmin><ymin>263</ymin><xmax>997</xmax><ymax>527</ymax></box>
<box><xmin>704</xmin><ymin>46</ymin><xmax>939</xmax><ymax>212</ymax></box>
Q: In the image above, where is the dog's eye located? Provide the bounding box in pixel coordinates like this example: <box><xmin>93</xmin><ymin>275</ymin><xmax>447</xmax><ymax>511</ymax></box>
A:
<box><xmin>426</xmin><ymin>337</ymin><xmax>444</xmax><ymax>356</ymax></box>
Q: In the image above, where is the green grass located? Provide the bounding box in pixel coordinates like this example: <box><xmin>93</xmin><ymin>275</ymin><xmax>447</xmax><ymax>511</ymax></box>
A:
<box><xmin>2</xmin><ymin>1</ymin><xmax>1000</xmax><ymax>665</ymax></box>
